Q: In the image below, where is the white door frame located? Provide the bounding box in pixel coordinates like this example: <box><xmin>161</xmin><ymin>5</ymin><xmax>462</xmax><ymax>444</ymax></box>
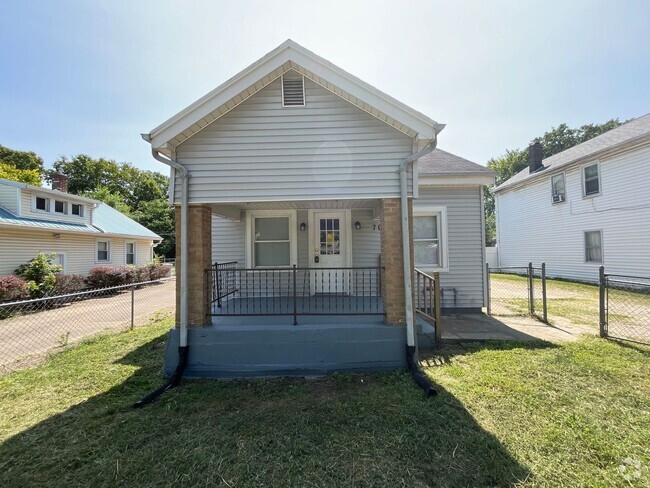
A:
<box><xmin>307</xmin><ymin>209</ymin><xmax>353</xmax><ymax>294</ymax></box>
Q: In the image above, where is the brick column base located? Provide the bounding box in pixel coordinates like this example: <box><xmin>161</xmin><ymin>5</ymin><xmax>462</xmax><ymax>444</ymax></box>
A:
<box><xmin>175</xmin><ymin>204</ymin><xmax>212</xmax><ymax>327</ymax></box>
<box><xmin>379</xmin><ymin>198</ymin><xmax>414</xmax><ymax>325</ymax></box>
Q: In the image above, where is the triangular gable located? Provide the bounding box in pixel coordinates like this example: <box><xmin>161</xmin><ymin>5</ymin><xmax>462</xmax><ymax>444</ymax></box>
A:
<box><xmin>146</xmin><ymin>40</ymin><xmax>443</xmax><ymax>151</ymax></box>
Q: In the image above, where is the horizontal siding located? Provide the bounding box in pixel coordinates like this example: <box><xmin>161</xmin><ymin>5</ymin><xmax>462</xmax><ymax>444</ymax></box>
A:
<box><xmin>0</xmin><ymin>228</ymin><xmax>152</xmax><ymax>276</ymax></box>
<box><xmin>0</xmin><ymin>185</ymin><xmax>19</xmax><ymax>214</ymax></box>
<box><xmin>176</xmin><ymin>77</ymin><xmax>413</xmax><ymax>203</ymax></box>
<box><xmin>496</xmin><ymin>144</ymin><xmax>650</xmax><ymax>282</ymax></box>
<box><xmin>20</xmin><ymin>189</ymin><xmax>93</xmax><ymax>225</ymax></box>
<box><xmin>416</xmin><ymin>186</ymin><xmax>485</xmax><ymax>309</ymax></box>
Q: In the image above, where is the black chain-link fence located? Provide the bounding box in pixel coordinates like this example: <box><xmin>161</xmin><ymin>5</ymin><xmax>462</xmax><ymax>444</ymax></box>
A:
<box><xmin>600</xmin><ymin>268</ymin><xmax>650</xmax><ymax>345</ymax></box>
<box><xmin>487</xmin><ymin>263</ymin><xmax>547</xmax><ymax>322</ymax></box>
<box><xmin>0</xmin><ymin>277</ymin><xmax>175</xmax><ymax>374</ymax></box>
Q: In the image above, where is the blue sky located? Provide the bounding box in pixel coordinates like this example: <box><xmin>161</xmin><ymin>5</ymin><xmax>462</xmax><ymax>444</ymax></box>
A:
<box><xmin>1</xmin><ymin>0</ymin><xmax>648</xmax><ymax>175</ymax></box>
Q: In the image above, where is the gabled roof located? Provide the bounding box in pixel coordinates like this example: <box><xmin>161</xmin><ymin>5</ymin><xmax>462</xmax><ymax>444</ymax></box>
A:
<box><xmin>144</xmin><ymin>40</ymin><xmax>444</xmax><ymax>151</ymax></box>
<box><xmin>92</xmin><ymin>204</ymin><xmax>161</xmax><ymax>240</ymax></box>
<box><xmin>495</xmin><ymin>113</ymin><xmax>650</xmax><ymax>193</ymax></box>
<box><xmin>417</xmin><ymin>149</ymin><xmax>495</xmax><ymax>176</ymax></box>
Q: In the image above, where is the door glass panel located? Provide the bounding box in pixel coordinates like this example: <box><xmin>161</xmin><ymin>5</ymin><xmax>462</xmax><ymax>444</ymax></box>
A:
<box><xmin>319</xmin><ymin>218</ymin><xmax>341</xmax><ymax>255</ymax></box>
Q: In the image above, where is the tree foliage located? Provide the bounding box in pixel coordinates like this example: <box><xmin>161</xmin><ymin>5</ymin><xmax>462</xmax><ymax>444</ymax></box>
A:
<box><xmin>0</xmin><ymin>162</ymin><xmax>41</xmax><ymax>185</ymax></box>
<box><xmin>0</xmin><ymin>144</ymin><xmax>45</xmax><ymax>175</ymax></box>
<box><xmin>484</xmin><ymin>119</ymin><xmax>624</xmax><ymax>245</ymax></box>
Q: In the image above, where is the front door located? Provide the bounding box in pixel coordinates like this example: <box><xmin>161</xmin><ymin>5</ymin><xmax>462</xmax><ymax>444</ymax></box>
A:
<box><xmin>311</xmin><ymin>211</ymin><xmax>350</xmax><ymax>294</ymax></box>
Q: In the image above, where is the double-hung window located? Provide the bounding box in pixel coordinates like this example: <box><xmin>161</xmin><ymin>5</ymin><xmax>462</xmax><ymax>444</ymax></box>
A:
<box><xmin>413</xmin><ymin>207</ymin><xmax>448</xmax><ymax>271</ymax></box>
<box><xmin>582</xmin><ymin>162</ymin><xmax>600</xmax><ymax>197</ymax></box>
<box><xmin>551</xmin><ymin>173</ymin><xmax>566</xmax><ymax>203</ymax></box>
<box><xmin>125</xmin><ymin>242</ymin><xmax>136</xmax><ymax>265</ymax></box>
<box><xmin>584</xmin><ymin>231</ymin><xmax>603</xmax><ymax>263</ymax></box>
<box><xmin>247</xmin><ymin>211</ymin><xmax>297</xmax><ymax>268</ymax></box>
<box><xmin>96</xmin><ymin>240</ymin><xmax>111</xmax><ymax>262</ymax></box>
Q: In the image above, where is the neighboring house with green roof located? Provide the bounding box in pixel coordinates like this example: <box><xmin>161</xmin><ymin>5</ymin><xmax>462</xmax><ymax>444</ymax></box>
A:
<box><xmin>0</xmin><ymin>175</ymin><xmax>162</xmax><ymax>276</ymax></box>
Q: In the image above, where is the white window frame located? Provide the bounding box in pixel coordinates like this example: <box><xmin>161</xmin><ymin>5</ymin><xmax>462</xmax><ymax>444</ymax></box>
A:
<box><xmin>245</xmin><ymin>210</ymin><xmax>298</xmax><ymax>268</ymax></box>
<box><xmin>581</xmin><ymin>161</ymin><xmax>601</xmax><ymax>198</ymax></box>
<box><xmin>71</xmin><ymin>203</ymin><xmax>84</xmax><ymax>217</ymax></box>
<box><xmin>95</xmin><ymin>239</ymin><xmax>112</xmax><ymax>263</ymax></box>
<box><xmin>125</xmin><ymin>241</ymin><xmax>137</xmax><ymax>265</ymax></box>
<box><xmin>42</xmin><ymin>250</ymin><xmax>68</xmax><ymax>273</ymax></box>
<box><xmin>32</xmin><ymin>194</ymin><xmax>51</xmax><ymax>213</ymax></box>
<box><xmin>281</xmin><ymin>74</ymin><xmax>306</xmax><ymax>108</ymax></box>
<box><xmin>54</xmin><ymin>200</ymin><xmax>68</xmax><ymax>215</ymax></box>
<box><xmin>584</xmin><ymin>230</ymin><xmax>603</xmax><ymax>264</ymax></box>
<box><xmin>412</xmin><ymin>205</ymin><xmax>449</xmax><ymax>272</ymax></box>
<box><xmin>550</xmin><ymin>172</ymin><xmax>567</xmax><ymax>204</ymax></box>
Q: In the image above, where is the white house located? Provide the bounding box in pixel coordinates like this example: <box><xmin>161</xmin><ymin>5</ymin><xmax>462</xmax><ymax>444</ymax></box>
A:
<box><xmin>141</xmin><ymin>40</ymin><xmax>494</xmax><ymax>380</ymax></box>
<box><xmin>0</xmin><ymin>175</ymin><xmax>162</xmax><ymax>276</ymax></box>
<box><xmin>494</xmin><ymin>113</ymin><xmax>650</xmax><ymax>282</ymax></box>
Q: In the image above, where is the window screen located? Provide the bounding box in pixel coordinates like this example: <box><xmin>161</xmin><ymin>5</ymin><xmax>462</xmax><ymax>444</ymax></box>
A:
<box><xmin>254</xmin><ymin>217</ymin><xmax>290</xmax><ymax>266</ymax></box>
<box><xmin>413</xmin><ymin>216</ymin><xmax>440</xmax><ymax>266</ymax></box>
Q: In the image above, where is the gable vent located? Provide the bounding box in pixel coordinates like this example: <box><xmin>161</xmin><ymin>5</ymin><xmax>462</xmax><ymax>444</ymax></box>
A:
<box><xmin>282</xmin><ymin>75</ymin><xmax>305</xmax><ymax>107</ymax></box>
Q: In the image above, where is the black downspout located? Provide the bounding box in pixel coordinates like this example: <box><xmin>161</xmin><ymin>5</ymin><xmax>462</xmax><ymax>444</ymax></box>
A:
<box><xmin>406</xmin><ymin>346</ymin><xmax>437</xmax><ymax>397</ymax></box>
<box><xmin>133</xmin><ymin>346</ymin><xmax>189</xmax><ymax>408</ymax></box>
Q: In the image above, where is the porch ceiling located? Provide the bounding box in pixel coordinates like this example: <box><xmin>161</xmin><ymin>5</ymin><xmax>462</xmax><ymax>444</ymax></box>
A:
<box><xmin>210</xmin><ymin>199</ymin><xmax>381</xmax><ymax>219</ymax></box>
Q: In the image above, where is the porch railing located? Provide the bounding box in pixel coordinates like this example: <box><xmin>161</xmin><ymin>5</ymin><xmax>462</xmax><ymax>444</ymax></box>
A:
<box><xmin>414</xmin><ymin>268</ymin><xmax>441</xmax><ymax>342</ymax></box>
<box><xmin>206</xmin><ymin>262</ymin><xmax>384</xmax><ymax>325</ymax></box>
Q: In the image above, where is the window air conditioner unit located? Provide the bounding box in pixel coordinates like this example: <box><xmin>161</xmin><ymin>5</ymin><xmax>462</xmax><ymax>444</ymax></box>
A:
<box><xmin>553</xmin><ymin>193</ymin><xmax>565</xmax><ymax>203</ymax></box>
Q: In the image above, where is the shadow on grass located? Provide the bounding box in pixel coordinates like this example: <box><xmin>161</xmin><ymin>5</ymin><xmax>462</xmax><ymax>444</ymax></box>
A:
<box><xmin>0</xmin><ymin>333</ymin><xmax>531</xmax><ymax>487</ymax></box>
<box><xmin>420</xmin><ymin>338</ymin><xmax>558</xmax><ymax>366</ymax></box>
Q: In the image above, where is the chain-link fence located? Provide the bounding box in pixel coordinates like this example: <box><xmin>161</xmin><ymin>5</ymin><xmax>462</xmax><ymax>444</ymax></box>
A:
<box><xmin>600</xmin><ymin>268</ymin><xmax>650</xmax><ymax>345</ymax></box>
<box><xmin>0</xmin><ymin>277</ymin><xmax>175</xmax><ymax>374</ymax></box>
<box><xmin>487</xmin><ymin>263</ymin><xmax>547</xmax><ymax>322</ymax></box>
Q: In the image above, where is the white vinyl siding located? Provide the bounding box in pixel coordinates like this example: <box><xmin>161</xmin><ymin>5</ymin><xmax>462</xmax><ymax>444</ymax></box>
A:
<box><xmin>21</xmin><ymin>190</ymin><xmax>92</xmax><ymax>224</ymax></box>
<box><xmin>496</xmin><ymin>144</ymin><xmax>650</xmax><ymax>282</ymax></box>
<box><xmin>175</xmin><ymin>77</ymin><xmax>413</xmax><ymax>204</ymax></box>
<box><xmin>416</xmin><ymin>187</ymin><xmax>486</xmax><ymax>310</ymax></box>
<box><xmin>0</xmin><ymin>185</ymin><xmax>20</xmax><ymax>214</ymax></box>
<box><xmin>0</xmin><ymin>228</ymin><xmax>153</xmax><ymax>276</ymax></box>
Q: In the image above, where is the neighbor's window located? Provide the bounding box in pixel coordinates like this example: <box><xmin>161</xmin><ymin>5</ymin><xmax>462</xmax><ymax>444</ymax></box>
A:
<box><xmin>96</xmin><ymin>240</ymin><xmax>110</xmax><ymax>262</ymax></box>
<box><xmin>254</xmin><ymin>217</ymin><xmax>291</xmax><ymax>267</ymax></box>
<box><xmin>584</xmin><ymin>231</ymin><xmax>603</xmax><ymax>263</ymax></box>
<box><xmin>35</xmin><ymin>196</ymin><xmax>49</xmax><ymax>211</ymax></box>
<box><xmin>54</xmin><ymin>200</ymin><xmax>67</xmax><ymax>214</ymax></box>
<box><xmin>551</xmin><ymin>173</ymin><xmax>566</xmax><ymax>203</ymax></box>
<box><xmin>414</xmin><ymin>215</ymin><xmax>442</xmax><ymax>267</ymax></box>
<box><xmin>71</xmin><ymin>203</ymin><xmax>83</xmax><ymax>216</ymax></box>
<box><xmin>582</xmin><ymin>162</ymin><xmax>600</xmax><ymax>196</ymax></box>
<box><xmin>126</xmin><ymin>242</ymin><xmax>136</xmax><ymax>265</ymax></box>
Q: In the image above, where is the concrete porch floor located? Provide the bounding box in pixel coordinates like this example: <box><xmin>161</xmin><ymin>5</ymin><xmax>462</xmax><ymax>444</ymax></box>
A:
<box><xmin>440</xmin><ymin>313</ymin><xmax>595</xmax><ymax>342</ymax></box>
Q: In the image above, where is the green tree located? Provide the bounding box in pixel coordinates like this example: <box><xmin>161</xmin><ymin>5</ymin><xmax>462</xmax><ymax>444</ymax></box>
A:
<box><xmin>484</xmin><ymin>118</ymin><xmax>623</xmax><ymax>245</ymax></box>
<box><xmin>132</xmin><ymin>199</ymin><xmax>176</xmax><ymax>257</ymax></box>
<box><xmin>0</xmin><ymin>162</ymin><xmax>41</xmax><ymax>185</ymax></box>
<box><xmin>82</xmin><ymin>186</ymin><xmax>133</xmax><ymax>216</ymax></box>
<box><xmin>0</xmin><ymin>144</ymin><xmax>45</xmax><ymax>176</ymax></box>
<box><xmin>14</xmin><ymin>253</ymin><xmax>62</xmax><ymax>298</ymax></box>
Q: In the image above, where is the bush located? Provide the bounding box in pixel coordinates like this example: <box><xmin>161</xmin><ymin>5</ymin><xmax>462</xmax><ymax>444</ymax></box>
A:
<box><xmin>86</xmin><ymin>266</ymin><xmax>134</xmax><ymax>289</ymax></box>
<box><xmin>148</xmin><ymin>263</ymin><xmax>171</xmax><ymax>280</ymax></box>
<box><xmin>52</xmin><ymin>273</ymin><xmax>86</xmax><ymax>295</ymax></box>
<box><xmin>14</xmin><ymin>253</ymin><xmax>62</xmax><ymax>298</ymax></box>
<box><xmin>0</xmin><ymin>275</ymin><xmax>29</xmax><ymax>302</ymax></box>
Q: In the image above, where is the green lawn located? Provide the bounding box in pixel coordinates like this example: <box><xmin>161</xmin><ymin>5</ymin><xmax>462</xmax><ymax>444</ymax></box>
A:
<box><xmin>1</xmin><ymin>317</ymin><xmax>648</xmax><ymax>487</ymax></box>
<box><xmin>490</xmin><ymin>273</ymin><xmax>650</xmax><ymax>327</ymax></box>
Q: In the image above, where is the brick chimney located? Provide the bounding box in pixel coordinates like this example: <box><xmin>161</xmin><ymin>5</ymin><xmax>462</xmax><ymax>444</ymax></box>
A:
<box><xmin>528</xmin><ymin>142</ymin><xmax>544</xmax><ymax>174</ymax></box>
<box><xmin>51</xmin><ymin>173</ymin><xmax>69</xmax><ymax>193</ymax></box>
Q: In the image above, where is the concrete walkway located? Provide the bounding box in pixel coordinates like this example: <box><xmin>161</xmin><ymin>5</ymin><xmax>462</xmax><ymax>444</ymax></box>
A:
<box><xmin>441</xmin><ymin>313</ymin><xmax>595</xmax><ymax>342</ymax></box>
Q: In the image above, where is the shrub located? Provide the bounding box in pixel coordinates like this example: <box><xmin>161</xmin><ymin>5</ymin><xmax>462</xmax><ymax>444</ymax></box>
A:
<box><xmin>132</xmin><ymin>266</ymin><xmax>150</xmax><ymax>284</ymax></box>
<box><xmin>0</xmin><ymin>275</ymin><xmax>29</xmax><ymax>302</ymax></box>
<box><xmin>14</xmin><ymin>253</ymin><xmax>62</xmax><ymax>298</ymax></box>
<box><xmin>52</xmin><ymin>273</ymin><xmax>86</xmax><ymax>295</ymax></box>
<box><xmin>148</xmin><ymin>263</ymin><xmax>171</xmax><ymax>280</ymax></box>
<box><xmin>86</xmin><ymin>266</ymin><xmax>134</xmax><ymax>289</ymax></box>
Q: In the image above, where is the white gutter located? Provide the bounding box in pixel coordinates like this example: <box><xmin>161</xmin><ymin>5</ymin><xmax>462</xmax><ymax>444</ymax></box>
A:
<box><xmin>398</xmin><ymin>136</ymin><xmax>438</xmax><ymax>349</ymax></box>
<box><xmin>141</xmin><ymin>136</ymin><xmax>189</xmax><ymax>348</ymax></box>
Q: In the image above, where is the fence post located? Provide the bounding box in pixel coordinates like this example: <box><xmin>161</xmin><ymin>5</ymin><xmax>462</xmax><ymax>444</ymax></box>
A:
<box><xmin>434</xmin><ymin>272</ymin><xmax>442</xmax><ymax>343</ymax></box>
<box><xmin>292</xmin><ymin>264</ymin><xmax>298</xmax><ymax>326</ymax></box>
<box><xmin>486</xmin><ymin>263</ymin><xmax>491</xmax><ymax>316</ymax></box>
<box><xmin>541</xmin><ymin>262</ymin><xmax>548</xmax><ymax>323</ymax></box>
<box><xmin>528</xmin><ymin>262</ymin><xmax>534</xmax><ymax>316</ymax></box>
<box><xmin>130</xmin><ymin>285</ymin><xmax>135</xmax><ymax>330</ymax></box>
<box><xmin>599</xmin><ymin>265</ymin><xmax>607</xmax><ymax>338</ymax></box>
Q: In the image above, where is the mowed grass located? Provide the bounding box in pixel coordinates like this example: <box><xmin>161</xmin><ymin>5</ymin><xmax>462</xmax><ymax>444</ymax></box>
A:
<box><xmin>490</xmin><ymin>273</ymin><xmax>650</xmax><ymax>326</ymax></box>
<box><xmin>0</xmin><ymin>317</ymin><xmax>648</xmax><ymax>487</ymax></box>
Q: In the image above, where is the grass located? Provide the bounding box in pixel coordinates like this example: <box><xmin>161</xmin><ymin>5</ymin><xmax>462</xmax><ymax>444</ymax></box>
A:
<box><xmin>490</xmin><ymin>273</ymin><xmax>650</xmax><ymax>327</ymax></box>
<box><xmin>0</xmin><ymin>318</ymin><xmax>648</xmax><ymax>487</ymax></box>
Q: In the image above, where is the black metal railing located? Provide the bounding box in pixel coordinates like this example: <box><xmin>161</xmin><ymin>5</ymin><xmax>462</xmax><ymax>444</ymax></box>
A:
<box><xmin>206</xmin><ymin>262</ymin><xmax>384</xmax><ymax>325</ymax></box>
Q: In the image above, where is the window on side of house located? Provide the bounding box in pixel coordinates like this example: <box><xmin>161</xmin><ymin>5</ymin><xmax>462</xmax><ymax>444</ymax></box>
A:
<box><xmin>253</xmin><ymin>216</ymin><xmax>291</xmax><ymax>267</ymax></box>
<box><xmin>126</xmin><ymin>242</ymin><xmax>136</xmax><ymax>265</ymax></box>
<box><xmin>413</xmin><ymin>209</ymin><xmax>448</xmax><ymax>269</ymax></box>
<box><xmin>551</xmin><ymin>173</ymin><xmax>566</xmax><ymax>203</ymax></box>
<box><xmin>96</xmin><ymin>240</ymin><xmax>111</xmax><ymax>262</ymax></box>
<box><xmin>54</xmin><ymin>200</ymin><xmax>67</xmax><ymax>214</ymax></box>
<box><xmin>71</xmin><ymin>203</ymin><xmax>84</xmax><ymax>216</ymax></box>
<box><xmin>35</xmin><ymin>196</ymin><xmax>49</xmax><ymax>211</ymax></box>
<box><xmin>582</xmin><ymin>162</ymin><xmax>600</xmax><ymax>197</ymax></box>
<box><xmin>584</xmin><ymin>230</ymin><xmax>603</xmax><ymax>263</ymax></box>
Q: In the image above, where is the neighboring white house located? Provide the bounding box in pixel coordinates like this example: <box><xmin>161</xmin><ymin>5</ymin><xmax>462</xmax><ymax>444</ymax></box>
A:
<box><xmin>494</xmin><ymin>113</ymin><xmax>650</xmax><ymax>282</ymax></box>
<box><xmin>141</xmin><ymin>39</ymin><xmax>494</xmax><ymax>378</ymax></box>
<box><xmin>0</xmin><ymin>175</ymin><xmax>162</xmax><ymax>276</ymax></box>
